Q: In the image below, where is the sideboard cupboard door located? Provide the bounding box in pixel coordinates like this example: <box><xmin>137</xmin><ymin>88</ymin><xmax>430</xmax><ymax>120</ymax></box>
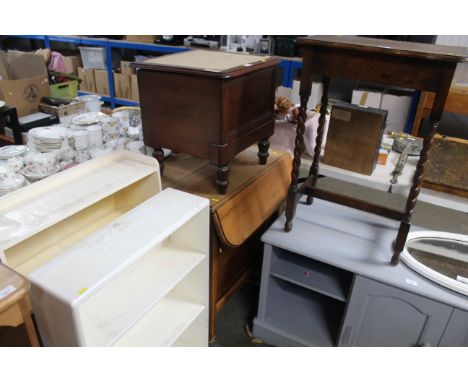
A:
<box><xmin>338</xmin><ymin>276</ymin><xmax>453</xmax><ymax>347</ymax></box>
<box><xmin>439</xmin><ymin>309</ymin><xmax>468</xmax><ymax>347</ymax></box>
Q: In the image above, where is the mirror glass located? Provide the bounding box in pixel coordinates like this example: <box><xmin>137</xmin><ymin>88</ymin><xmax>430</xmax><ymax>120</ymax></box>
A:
<box><xmin>407</xmin><ymin>237</ymin><xmax>468</xmax><ymax>281</ymax></box>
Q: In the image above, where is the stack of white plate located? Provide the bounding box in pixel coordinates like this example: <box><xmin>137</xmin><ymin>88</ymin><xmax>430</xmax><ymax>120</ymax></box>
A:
<box><xmin>70</xmin><ymin>112</ymin><xmax>103</xmax><ymax>131</ymax></box>
<box><xmin>0</xmin><ymin>172</ymin><xmax>26</xmax><ymax>196</ymax></box>
<box><xmin>0</xmin><ymin>145</ymin><xmax>28</xmax><ymax>160</ymax></box>
<box><xmin>27</xmin><ymin>126</ymin><xmax>70</xmax><ymax>152</ymax></box>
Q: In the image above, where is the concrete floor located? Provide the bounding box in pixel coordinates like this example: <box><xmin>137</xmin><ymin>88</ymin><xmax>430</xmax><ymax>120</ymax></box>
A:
<box><xmin>213</xmin><ymin>176</ymin><xmax>468</xmax><ymax>347</ymax></box>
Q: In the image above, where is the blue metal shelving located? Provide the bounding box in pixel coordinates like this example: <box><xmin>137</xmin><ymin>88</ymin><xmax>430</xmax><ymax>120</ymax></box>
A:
<box><xmin>277</xmin><ymin>60</ymin><xmax>291</xmax><ymax>87</ymax></box>
<box><xmin>7</xmin><ymin>35</ymin><xmax>296</xmax><ymax>108</ymax></box>
<box><xmin>288</xmin><ymin>60</ymin><xmax>303</xmax><ymax>86</ymax></box>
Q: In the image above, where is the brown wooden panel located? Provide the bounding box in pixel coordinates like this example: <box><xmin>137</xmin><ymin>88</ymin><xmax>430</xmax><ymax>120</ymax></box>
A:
<box><xmin>423</xmin><ymin>135</ymin><xmax>468</xmax><ymax>197</ymax></box>
<box><xmin>209</xmin><ymin>120</ymin><xmax>275</xmax><ymax>164</ymax></box>
<box><xmin>214</xmin><ymin>230</ymin><xmax>262</xmax><ymax>301</ymax></box>
<box><xmin>412</xmin><ymin>85</ymin><xmax>468</xmax><ymax>135</ymax></box>
<box><xmin>138</xmin><ymin>70</ymin><xmax>219</xmax><ymax>159</ymax></box>
<box><xmin>213</xmin><ymin>152</ymin><xmax>291</xmax><ymax>246</ymax></box>
<box><xmin>303</xmin><ymin>186</ymin><xmax>405</xmax><ymax>221</ymax></box>
<box><xmin>298</xmin><ymin>36</ymin><xmax>468</xmax><ymax>63</ymax></box>
<box><xmin>308</xmin><ymin>47</ymin><xmax>449</xmax><ymax>91</ymax></box>
<box><xmin>221</xmin><ymin>68</ymin><xmax>276</xmax><ymax>141</ymax></box>
<box><xmin>323</xmin><ymin>103</ymin><xmax>387</xmax><ymax>175</ymax></box>
<box><xmin>163</xmin><ymin>147</ymin><xmax>290</xmax><ymax>211</ymax></box>
<box><xmin>0</xmin><ymin>304</ymin><xmax>22</xmax><ymax>327</ymax></box>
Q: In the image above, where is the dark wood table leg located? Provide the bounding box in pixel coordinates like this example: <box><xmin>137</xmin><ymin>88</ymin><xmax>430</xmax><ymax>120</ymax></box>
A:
<box><xmin>391</xmin><ymin>65</ymin><xmax>454</xmax><ymax>265</ymax></box>
<box><xmin>6</xmin><ymin>108</ymin><xmax>23</xmax><ymax>145</ymax></box>
<box><xmin>257</xmin><ymin>138</ymin><xmax>270</xmax><ymax>165</ymax></box>
<box><xmin>284</xmin><ymin>53</ymin><xmax>313</xmax><ymax>232</ymax></box>
<box><xmin>216</xmin><ymin>164</ymin><xmax>230</xmax><ymax>194</ymax></box>
<box><xmin>306</xmin><ymin>76</ymin><xmax>330</xmax><ymax>205</ymax></box>
<box><xmin>391</xmin><ymin>118</ymin><xmax>440</xmax><ymax>265</ymax></box>
<box><xmin>153</xmin><ymin>147</ymin><xmax>165</xmax><ymax>175</ymax></box>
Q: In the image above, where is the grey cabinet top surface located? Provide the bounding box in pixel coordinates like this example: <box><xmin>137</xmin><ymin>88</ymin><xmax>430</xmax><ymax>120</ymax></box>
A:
<box><xmin>263</xmin><ymin>198</ymin><xmax>468</xmax><ymax>311</ymax></box>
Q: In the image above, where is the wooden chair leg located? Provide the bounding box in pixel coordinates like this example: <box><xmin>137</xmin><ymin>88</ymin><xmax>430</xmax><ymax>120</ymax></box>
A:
<box><xmin>18</xmin><ymin>299</ymin><xmax>39</xmax><ymax>347</ymax></box>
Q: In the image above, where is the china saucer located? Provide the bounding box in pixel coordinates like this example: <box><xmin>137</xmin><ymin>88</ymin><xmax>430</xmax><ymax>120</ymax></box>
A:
<box><xmin>0</xmin><ymin>145</ymin><xmax>27</xmax><ymax>160</ymax></box>
<box><xmin>21</xmin><ymin>164</ymin><xmax>61</xmax><ymax>181</ymax></box>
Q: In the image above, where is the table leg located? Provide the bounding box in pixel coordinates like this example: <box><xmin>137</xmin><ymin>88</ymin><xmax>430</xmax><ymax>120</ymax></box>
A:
<box><xmin>306</xmin><ymin>76</ymin><xmax>330</xmax><ymax>205</ymax></box>
<box><xmin>391</xmin><ymin>64</ymin><xmax>454</xmax><ymax>265</ymax></box>
<box><xmin>216</xmin><ymin>165</ymin><xmax>229</xmax><ymax>194</ymax></box>
<box><xmin>257</xmin><ymin>138</ymin><xmax>270</xmax><ymax>165</ymax></box>
<box><xmin>7</xmin><ymin>108</ymin><xmax>23</xmax><ymax>145</ymax></box>
<box><xmin>153</xmin><ymin>147</ymin><xmax>165</xmax><ymax>175</ymax></box>
<box><xmin>391</xmin><ymin>119</ymin><xmax>439</xmax><ymax>265</ymax></box>
<box><xmin>18</xmin><ymin>299</ymin><xmax>40</xmax><ymax>347</ymax></box>
<box><xmin>284</xmin><ymin>63</ymin><xmax>313</xmax><ymax>232</ymax></box>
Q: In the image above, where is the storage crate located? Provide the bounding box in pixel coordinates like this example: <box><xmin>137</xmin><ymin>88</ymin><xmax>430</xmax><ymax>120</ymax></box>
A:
<box><xmin>79</xmin><ymin>46</ymin><xmax>107</xmax><ymax>70</ymax></box>
<box><xmin>40</xmin><ymin>101</ymin><xmax>85</xmax><ymax>118</ymax></box>
<box><xmin>50</xmin><ymin>81</ymin><xmax>79</xmax><ymax>98</ymax></box>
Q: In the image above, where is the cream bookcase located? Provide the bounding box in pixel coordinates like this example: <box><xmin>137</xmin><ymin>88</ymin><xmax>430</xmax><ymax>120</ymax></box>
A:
<box><xmin>0</xmin><ymin>151</ymin><xmax>209</xmax><ymax>346</ymax></box>
<box><xmin>0</xmin><ymin>151</ymin><xmax>161</xmax><ymax>273</ymax></box>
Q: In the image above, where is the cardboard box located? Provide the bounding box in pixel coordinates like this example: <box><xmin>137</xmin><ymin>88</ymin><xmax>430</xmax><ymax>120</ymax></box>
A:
<box><xmin>40</xmin><ymin>101</ymin><xmax>86</xmax><ymax>119</ymax></box>
<box><xmin>125</xmin><ymin>35</ymin><xmax>155</xmax><ymax>44</ymax></box>
<box><xmin>131</xmin><ymin>74</ymin><xmax>139</xmax><ymax>102</ymax></box>
<box><xmin>0</xmin><ymin>51</ymin><xmax>50</xmax><ymax>116</ymax></box>
<box><xmin>120</xmin><ymin>61</ymin><xmax>135</xmax><ymax>75</ymax></box>
<box><xmin>114</xmin><ymin>73</ymin><xmax>131</xmax><ymax>99</ymax></box>
<box><xmin>381</xmin><ymin>91</ymin><xmax>412</xmax><ymax>133</ymax></box>
<box><xmin>77</xmin><ymin>67</ymin><xmax>96</xmax><ymax>93</ymax></box>
<box><xmin>94</xmin><ymin>70</ymin><xmax>110</xmax><ymax>96</ymax></box>
<box><xmin>351</xmin><ymin>88</ymin><xmax>383</xmax><ymax>109</ymax></box>
<box><xmin>63</xmin><ymin>56</ymin><xmax>82</xmax><ymax>75</ymax></box>
<box><xmin>0</xmin><ymin>52</ymin><xmax>12</xmax><ymax>80</ymax></box>
<box><xmin>352</xmin><ymin>87</ymin><xmax>412</xmax><ymax>133</ymax></box>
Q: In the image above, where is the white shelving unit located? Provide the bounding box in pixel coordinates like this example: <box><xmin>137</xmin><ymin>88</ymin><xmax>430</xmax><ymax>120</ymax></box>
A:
<box><xmin>0</xmin><ymin>151</ymin><xmax>162</xmax><ymax>274</ymax></box>
<box><xmin>28</xmin><ymin>188</ymin><xmax>209</xmax><ymax>346</ymax></box>
<box><xmin>0</xmin><ymin>151</ymin><xmax>210</xmax><ymax>346</ymax></box>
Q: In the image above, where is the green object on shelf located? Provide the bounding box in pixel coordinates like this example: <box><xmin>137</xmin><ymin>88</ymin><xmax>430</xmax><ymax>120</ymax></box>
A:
<box><xmin>50</xmin><ymin>81</ymin><xmax>79</xmax><ymax>98</ymax></box>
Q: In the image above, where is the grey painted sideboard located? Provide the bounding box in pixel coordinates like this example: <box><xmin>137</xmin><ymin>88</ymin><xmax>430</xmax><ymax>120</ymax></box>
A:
<box><xmin>252</xmin><ymin>198</ymin><xmax>468</xmax><ymax>347</ymax></box>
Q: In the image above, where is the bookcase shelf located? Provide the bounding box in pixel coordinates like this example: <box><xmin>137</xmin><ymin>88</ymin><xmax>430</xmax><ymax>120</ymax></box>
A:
<box><xmin>28</xmin><ymin>188</ymin><xmax>209</xmax><ymax>346</ymax></box>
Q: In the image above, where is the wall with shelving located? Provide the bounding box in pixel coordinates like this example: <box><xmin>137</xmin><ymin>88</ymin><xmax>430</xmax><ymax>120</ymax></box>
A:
<box><xmin>1</xmin><ymin>36</ymin><xmax>294</xmax><ymax>109</ymax></box>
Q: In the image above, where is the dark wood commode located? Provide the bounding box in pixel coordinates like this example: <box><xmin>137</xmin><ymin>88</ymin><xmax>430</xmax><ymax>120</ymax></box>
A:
<box><xmin>132</xmin><ymin>50</ymin><xmax>279</xmax><ymax>194</ymax></box>
<box><xmin>284</xmin><ymin>36</ymin><xmax>468</xmax><ymax>265</ymax></box>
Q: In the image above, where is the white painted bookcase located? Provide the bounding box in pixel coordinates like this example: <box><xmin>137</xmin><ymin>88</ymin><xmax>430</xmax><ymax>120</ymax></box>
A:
<box><xmin>0</xmin><ymin>151</ymin><xmax>209</xmax><ymax>346</ymax></box>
